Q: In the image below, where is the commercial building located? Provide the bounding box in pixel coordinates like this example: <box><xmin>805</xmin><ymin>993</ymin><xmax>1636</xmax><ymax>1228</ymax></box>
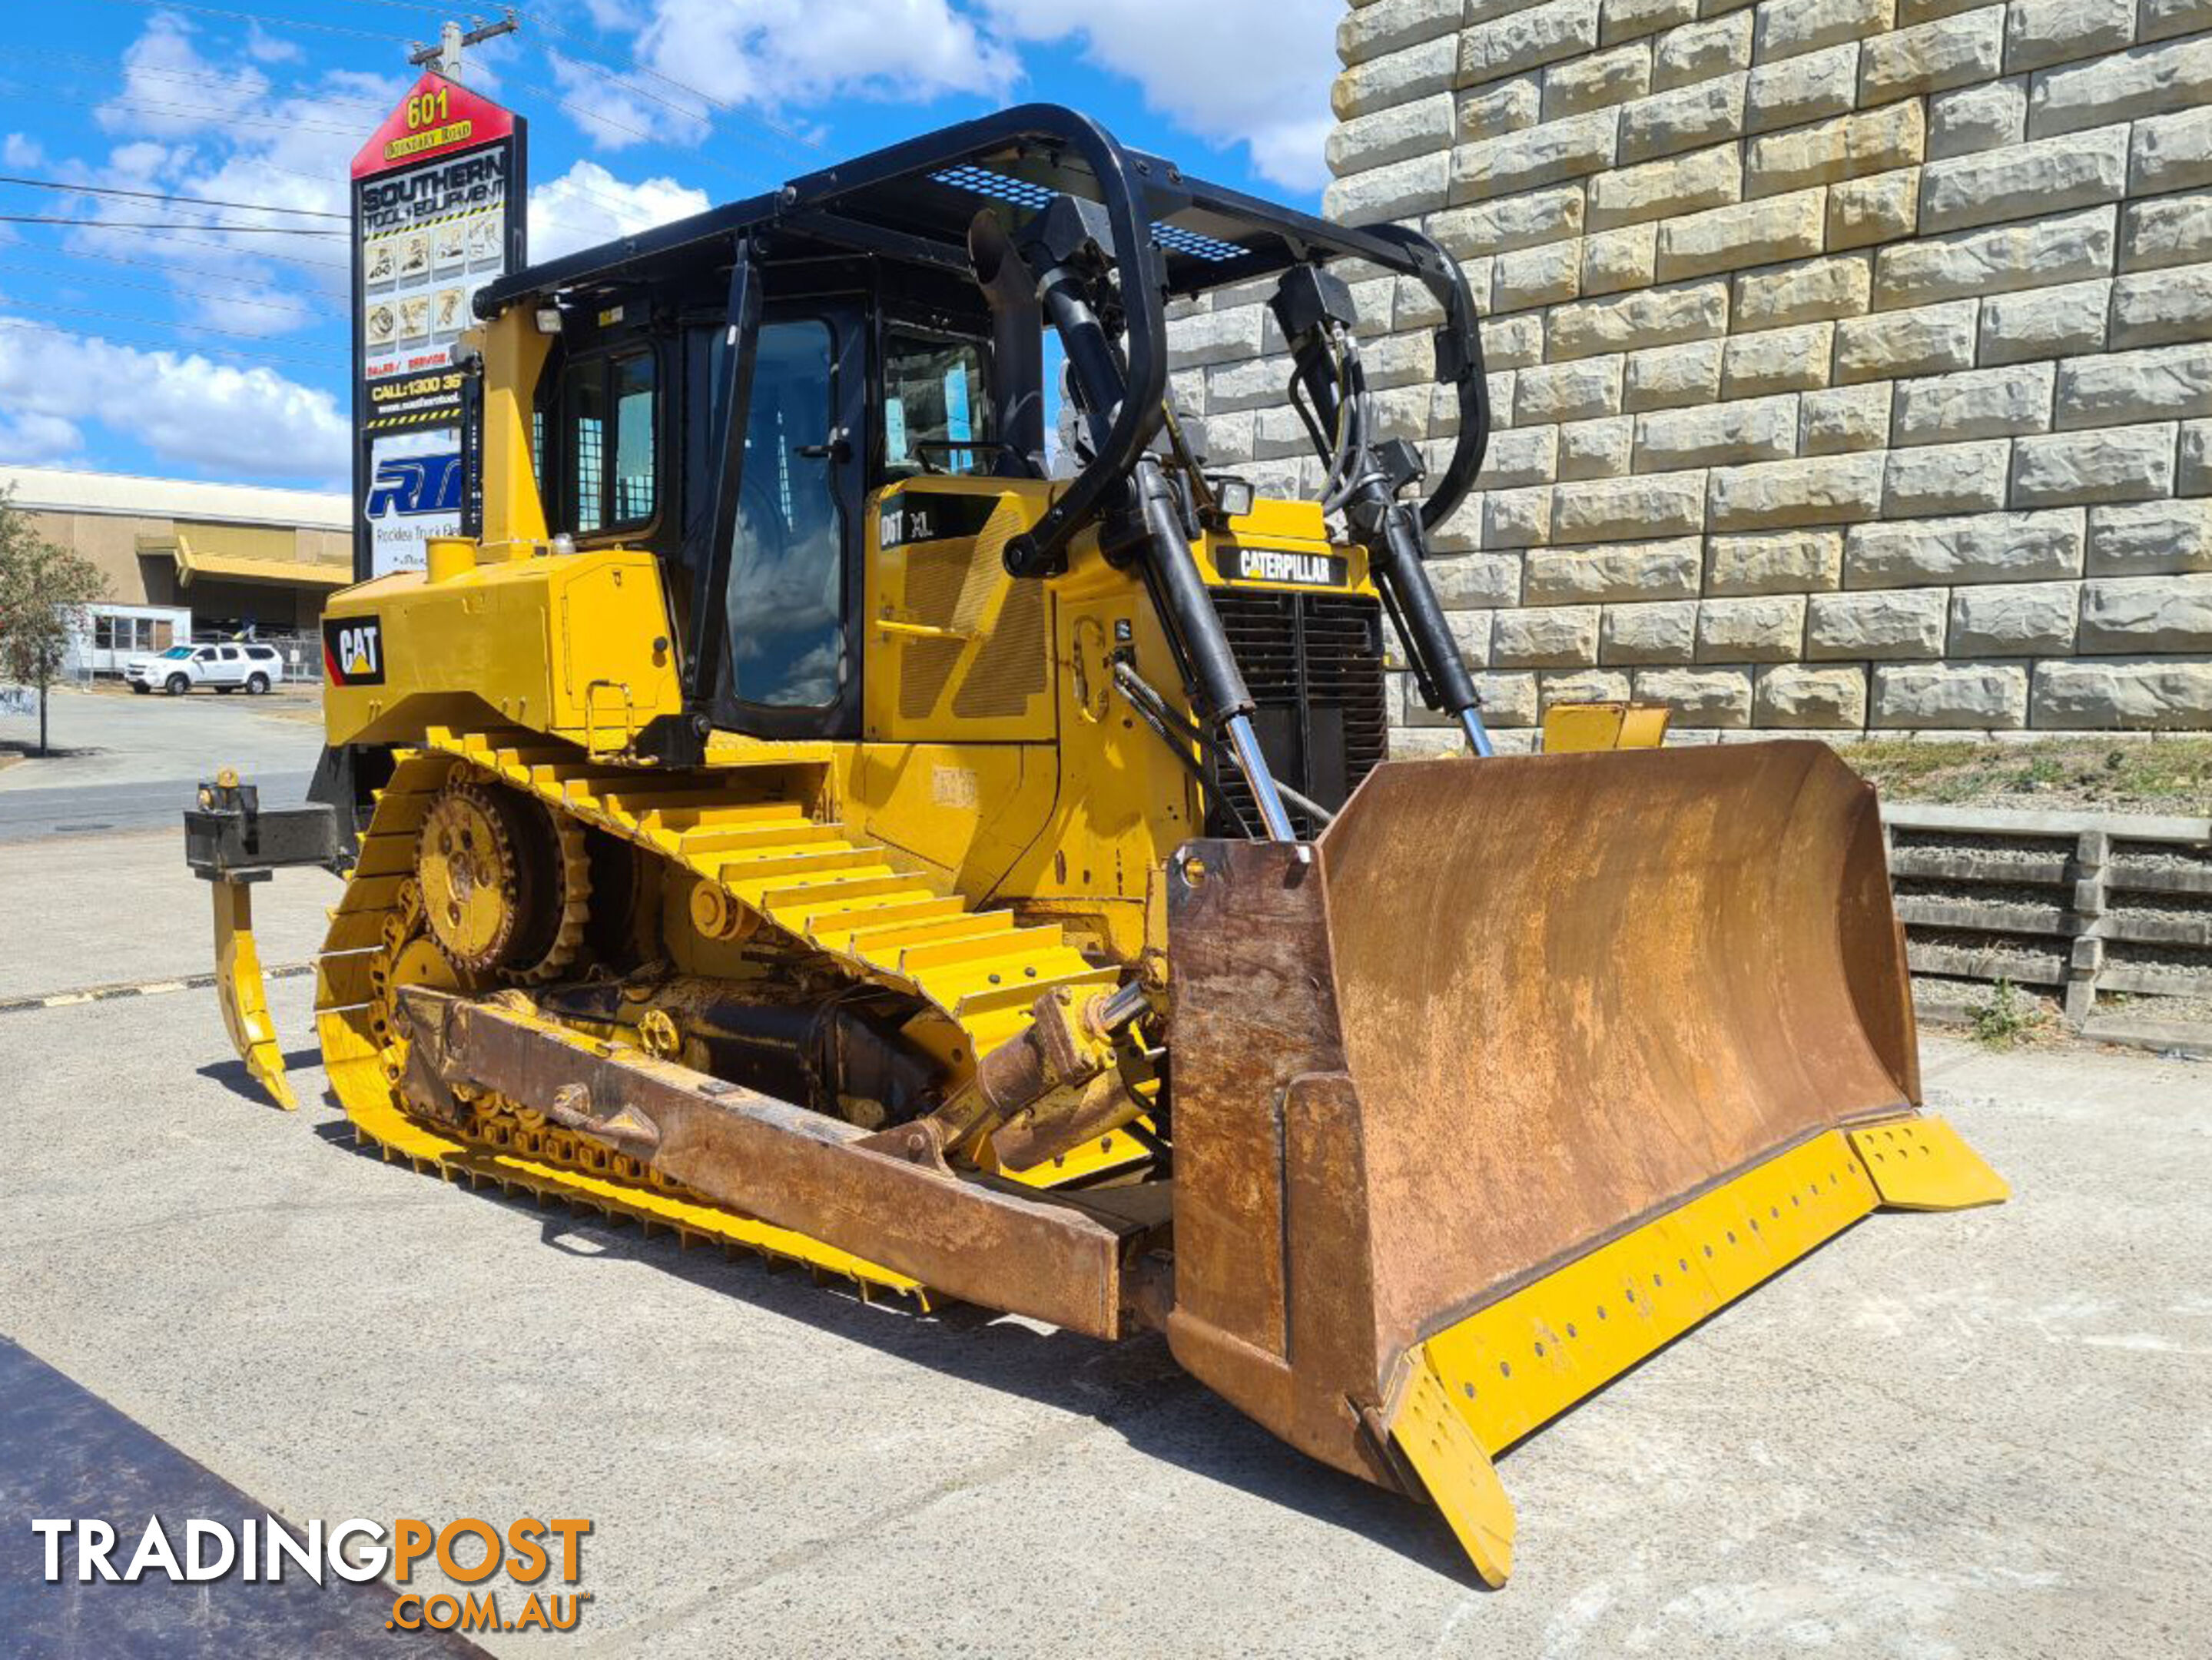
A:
<box><xmin>0</xmin><ymin>465</ymin><xmax>350</xmax><ymax>676</ymax></box>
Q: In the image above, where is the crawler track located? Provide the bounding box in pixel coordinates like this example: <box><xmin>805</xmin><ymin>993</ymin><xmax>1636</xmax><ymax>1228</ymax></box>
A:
<box><xmin>314</xmin><ymin>729</ymin><xmax>1141</xmax><ymax>1300</ymax></box>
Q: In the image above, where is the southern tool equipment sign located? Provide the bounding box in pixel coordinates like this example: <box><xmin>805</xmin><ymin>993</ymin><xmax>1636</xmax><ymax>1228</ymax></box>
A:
<box><xmin>350</xmin><ymin>72</ymin><xmax>526</xmax><ymax>578</ymax></box>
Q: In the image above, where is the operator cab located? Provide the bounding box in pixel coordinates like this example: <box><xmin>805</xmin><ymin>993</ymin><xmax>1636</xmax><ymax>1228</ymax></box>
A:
<box><xmin>476</xmin><ymin>105</ymin><xmax>1494</xmax><ymax>828</ymax></box>
<box><xmin>524</xmin><ymin>239</ymin><xmax>1016</xmax><ymax>739</ymax></box>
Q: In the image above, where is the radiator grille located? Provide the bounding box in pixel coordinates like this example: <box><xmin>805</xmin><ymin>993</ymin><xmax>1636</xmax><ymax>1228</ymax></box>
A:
<box><xmin>1208</xmin><ymin>590</ymin><xmax>1389</xmax><ymax>838</ymax></box>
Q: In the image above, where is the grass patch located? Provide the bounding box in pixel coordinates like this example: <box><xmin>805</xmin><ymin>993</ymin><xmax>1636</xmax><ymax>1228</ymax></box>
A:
<box><xmin>1842</xmin><ymin>738</ymin><xmax>2212</xmax><ymax>811</ymax></box>
<box><xmin>1966</xmin><ymin>978</ymin><xmax>2058</xmax><ymax>1050</ymax></box>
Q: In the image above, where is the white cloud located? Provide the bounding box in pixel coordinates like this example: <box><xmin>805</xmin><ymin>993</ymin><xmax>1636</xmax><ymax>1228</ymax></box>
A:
<box><xmin>0</xmin><ymin>409</ymin><xmax>85</xmax><ymax>465</ymax></box>
<box><xmin>167</xmin><ymin>98</ymin><xmax>362</xmax><ymax>260</ymax></box>
<box><xmin>2</xmin><ymin>134</ymin><xmax>42</xmax><ymax>169</ymax></box>
<box><xmin>528</xmin><ymin>161</ymin><xmax>711</xmax><ymax>261</ymax></box>
<box><xmin>323</xmin><ymin>68</ymin><xmax>403</xmax><ymax>102</ymax></box>
<box><xmin>244</xmin><ymin>22</ymin><xmax>302</xmax><ymax>64</ymax></box>
<box><xmin>0</xmin><ymin>12</ymin><xmax>360</xmax><ymax>476</ymax></box>
<box><xmin>431</xmin><ymin>33</ymin><xmax>518</xmax><ymax>98</ymax></box>
<box><xmin>71</xmin><ymin>63</ymin><xmax>400</xmax><ymax>339</ymax></box>
<box><xmin>592</xmin><ymin>0</ymin><xmax>1334</xmax><ymax>189</ymax></box>
<box><xmin>0</xmin><ymin>320</ymin><xmax>348</xmax><ymax>483</ymax></box>
<box><xmin>976</xmin><ymin>1</ymin><xmax>1339</xmax><ymax>191</ymax></box>
<box><xmin>580</xmin><ymin>0</ymin><xmax>1016</xmax><ymax>148</ymax></box>
<box><xmin>102</xmin><ymin>141</ymin><xmax>181</xmax><ymax>184</ymax></box>
<box><xmin>97</xmin><ymin>12</ymin><xmax>271</xmax><ymax>139</ymax></box>
<box><xmin>546</xmin><ymin>48</ymin><xmax>709</xmax><ymax>151</ymax></box>
<box><xmin>582</xmin><ymin>0</ymin><xmax>648</xmax><ymax>28</ymax></box>
<box><xmin>161</xmin><ymin>255</ymin><xmax>332</xmax><ymax>339</ymax></box>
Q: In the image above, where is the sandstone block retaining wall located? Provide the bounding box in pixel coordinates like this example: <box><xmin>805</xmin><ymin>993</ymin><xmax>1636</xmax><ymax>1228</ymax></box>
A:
<box><xmin>1175</xmin><ymin>0</ymin><xmax>2212</xmax><ymax>746</ymax></box>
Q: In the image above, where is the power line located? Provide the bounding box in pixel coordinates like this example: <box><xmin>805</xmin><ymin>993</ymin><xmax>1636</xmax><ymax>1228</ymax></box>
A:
<box><xmin>274</xmin><ymin>0</ymin><xmax>454</xmax><ymax>16</ymax></box>
<box><xmin>0</xmin><ymin>257</ymin><xmax>337</xmax><ymax>320</ymax></box>
<box><xmin>89</xmin><ymin>5</ymin><xmax>761</xmax><ymax>208</ymax></box>
<box><xmin>0</xmin><ymin>212</ymin><xmax>345</xmax><ymax>235</ymax></box>
<box><xmin>240</xmin><ymin>146</ymin><xmax>701</xmax><ymax>253</ymax></box>
<box><xmin>0</xmin><ymin>314</ymin><xmax>332</xmax><ymax>373</ymax></box>
<box><xmin>75</xmin><ymin>224</ymin><xmax>352</xmax><ymax>271</ymax></box>
<box><xmin>203</xmin><ymin>144</ymin><xmax>698</xmax><ymax>261</ymax></box>
<box><xmin>497</xmin><ymin>56</ymin><xmax>768</xmax><ymax>189</ymax></box>
<box><xmin>0</xmin><ymin>297</ymin><xmax>336</xmax><ymax>355</ymax></box>
<box><xmin>0</xmin><ymin>240</ymin><xmax>338</xmax><ymax>298</ymax></box>
<box><xmin>0</xmin><ymin>172</ymin><xmax>348</xmax><ymax>221</ymax></box>
<box><xmin>517</xmin><ymin>5</ymin><xmax>822</xmax><ymax>155</ymax></box>
<box><xmin>34</xmin><ymin>2</ymin><xmax>733</xmax><ymax>351</ymax></box>
<box><xmin>90</xmin><ymin>95</ymin><xmax>376</xmax><ymax>138</ymax></box>
<box><xmin>78</xmin><ymin>0</ymin><xmax>409</xmax><ymax>44</ymax></box>
<box><xmin>13</xmin><ymin>48</ymin><xmax>721</xmax><ymax>251</ymax></box>
<box><xmin>0</xmin><ymin>71</ymin><xmax>377</xmax><ymax>143</ymax></box>
<box><xmin>5</xmin><ymin>45</ymin><xmax>396</xmax><ymax>114</ymax></box>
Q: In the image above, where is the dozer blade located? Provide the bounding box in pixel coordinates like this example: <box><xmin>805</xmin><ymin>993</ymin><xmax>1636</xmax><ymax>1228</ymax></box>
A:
<box><xmin>211</xmin><ymin>876</ymin><xmax>297</xmax><ymax>1111</ymax></box>
<box><xmin>1163</xmin><ymin>741</ymin><xmax>2005</xmax><ymax>1586</ymax></box>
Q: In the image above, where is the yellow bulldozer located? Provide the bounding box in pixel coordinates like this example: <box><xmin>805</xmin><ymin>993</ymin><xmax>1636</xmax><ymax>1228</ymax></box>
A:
<box><xmin>185</xmin><ymin>106</ymin><xmax>2005</xmax><ymax>1585</ymax></box>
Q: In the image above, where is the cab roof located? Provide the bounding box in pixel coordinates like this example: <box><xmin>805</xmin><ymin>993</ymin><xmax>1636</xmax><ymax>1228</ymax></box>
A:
<box><xmin>476</xmin><ymin>103</ymin><xmax>1424</xmax><ymax>315</ymax></box>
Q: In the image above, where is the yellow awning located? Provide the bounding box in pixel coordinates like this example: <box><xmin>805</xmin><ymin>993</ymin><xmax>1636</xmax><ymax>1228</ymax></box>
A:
<box><xmin>141</xmin><ymin>528</ymin><xmax>353</xmax><ymax>590</ymax></box>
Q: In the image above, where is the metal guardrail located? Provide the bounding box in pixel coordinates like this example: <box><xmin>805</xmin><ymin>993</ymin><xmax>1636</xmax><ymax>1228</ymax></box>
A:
<box><xmin>1883</xmin><ymin>802</ymin><xmax>2212</xmax><ymax>1024</ymax></box>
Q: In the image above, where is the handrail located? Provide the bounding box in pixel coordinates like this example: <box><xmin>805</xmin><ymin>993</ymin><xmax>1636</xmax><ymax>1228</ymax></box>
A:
<box><xmin>1359</xmin><ymin>221</ymin><xmax>1490</xmax><ymax>536</ymax></box>
<box><xmin>783</xmin><ymin>103</ymin><xmax>1172</xmax><ymax>579</ymax></box>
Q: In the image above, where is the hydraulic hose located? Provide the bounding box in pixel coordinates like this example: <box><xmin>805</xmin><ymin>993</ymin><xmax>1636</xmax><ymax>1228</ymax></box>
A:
<box><xmin>1029</xmin><ymin>237</ymin><xmax>1301</xmax><ymax>842</ymax></box>
<box><xmin>1279</xmin><ymin>278</ymin><xmax>1494</xmax><ymax>759</ymax></box>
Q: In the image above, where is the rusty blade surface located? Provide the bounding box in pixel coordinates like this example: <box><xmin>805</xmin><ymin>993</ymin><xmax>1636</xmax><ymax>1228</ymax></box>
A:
<box><xmin>1165</xmin><ymin>741</ymin><xmax>1919</xmax><ymax>1482</ymax></box>
<box><xmin>1324</xmin><ymin>742</ymin><xmax>1913</xmax><ymax>1352</ymax></box>
<box><xmin>399</xmin><ymin>988</ymin><xmax>1127</xmax><ymax>1338</ymax></box>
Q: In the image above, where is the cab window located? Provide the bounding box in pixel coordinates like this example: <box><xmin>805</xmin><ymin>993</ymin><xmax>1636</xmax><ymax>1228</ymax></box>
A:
<box><xmin>882</xmin><ymin>329</ymin><xmax>990</xmax><ymax>478</ymax></box>
<box><xmin>558</xmin><ymin>348</ymin><xmax>657</xmax><ymax>536</ymax></box>
<box><xmin>725</xmin><ymin>319</ymin><xmax>844</xmax><ymax>709</ymax></box>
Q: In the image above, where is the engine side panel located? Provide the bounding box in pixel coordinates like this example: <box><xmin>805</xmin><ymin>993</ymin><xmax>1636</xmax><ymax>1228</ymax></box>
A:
<box><xmin>320</xmin><ymin>549</ymin><xmax>682</xmax><ymax>750</ymax></box>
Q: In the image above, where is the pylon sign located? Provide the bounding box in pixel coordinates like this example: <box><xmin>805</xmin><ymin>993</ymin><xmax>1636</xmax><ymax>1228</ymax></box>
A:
<box><xmin>350</xmin><ymin>71</ymin><xmax>526</xmax><ymax>579</ymax></box>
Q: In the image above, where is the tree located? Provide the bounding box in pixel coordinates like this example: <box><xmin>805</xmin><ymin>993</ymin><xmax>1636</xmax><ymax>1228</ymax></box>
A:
<box><xmin>0</xmin><ymin>486</ymin><xmax>108</xmax><ymax>757</ymax></box>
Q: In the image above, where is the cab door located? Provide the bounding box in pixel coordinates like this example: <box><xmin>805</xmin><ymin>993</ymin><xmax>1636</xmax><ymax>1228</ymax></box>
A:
<box><xmin>862</xmin><ymin>326</ymin><xmax>1054</xmax><ymax>745</ymax></box>
<box><xmin>706</xmin><ymin>306</ymin><xmax>867</xmax><ymax>740</ymax></box>
<box><xmin>212</xmin><ymin>646</ymin><xmax>244</xmax><ymax>686</ymax></box>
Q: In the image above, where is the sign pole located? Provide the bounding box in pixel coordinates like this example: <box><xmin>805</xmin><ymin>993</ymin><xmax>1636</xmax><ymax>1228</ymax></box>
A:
<box><xmin>406</xmin><ymin>11</ymin><xmax>519</xmax><ymax>81</ymax></box>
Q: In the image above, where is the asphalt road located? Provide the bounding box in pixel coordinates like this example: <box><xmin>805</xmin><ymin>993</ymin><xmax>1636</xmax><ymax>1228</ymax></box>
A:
<box><xmin>0</xmin><ymin>772</ymin><xmax>317</xmax><ymax>840</ymax></box>
<box><xmin>0</xmin><ymin>818</ymin><xmax>2206</xmax><ymax>1656</ymax></box>
<box><xmin>0</xmin><ymin>685</ymin><xmax>323</xmax><ymax>840</ymax></box>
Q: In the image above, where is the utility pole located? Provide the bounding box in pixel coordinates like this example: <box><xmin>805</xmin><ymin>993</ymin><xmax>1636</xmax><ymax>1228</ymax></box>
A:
<box><xmin>406</xmin><ymin>9</ymin><xmax>519</xmax><ymax>82</ymax></box>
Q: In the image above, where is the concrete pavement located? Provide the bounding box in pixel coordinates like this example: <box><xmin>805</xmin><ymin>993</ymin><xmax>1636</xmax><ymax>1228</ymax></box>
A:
<box><xmin>0</xmin><ymin>828</ymin><xmax>334</xmax><ymax>1001</ymax></box>
<box><xmin>0</xmin><ymin>828</ymin><xmax>2207</xmax><ymax>1657</ymax></box>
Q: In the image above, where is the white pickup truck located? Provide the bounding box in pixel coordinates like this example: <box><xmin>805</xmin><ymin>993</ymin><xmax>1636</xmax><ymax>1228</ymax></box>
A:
<box><xmin>124</xmin><ymin>642</ymin><xmax>286</xmax><ymax>696</ymax></box>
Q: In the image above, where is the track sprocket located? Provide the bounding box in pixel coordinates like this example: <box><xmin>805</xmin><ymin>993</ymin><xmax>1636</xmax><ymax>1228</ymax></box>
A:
<box><xmin>417</xmin><ymin>770</ymin><xmax>590</xmax><ymax>983</ymax></box>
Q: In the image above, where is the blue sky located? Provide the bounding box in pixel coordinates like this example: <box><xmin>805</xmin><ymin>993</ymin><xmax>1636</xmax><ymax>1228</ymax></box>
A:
<box><xmin>0</xmin><ymin>0</ymin><xmax>1341</xmax><ymax>492</ymax></box>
